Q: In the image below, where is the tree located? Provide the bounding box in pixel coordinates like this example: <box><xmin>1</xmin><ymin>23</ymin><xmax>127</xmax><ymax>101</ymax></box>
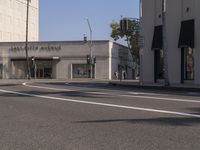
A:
<box><xmin>110</xmin><ymin>19</ymin><xmax>140</xmax><ymax>59</ymax></box>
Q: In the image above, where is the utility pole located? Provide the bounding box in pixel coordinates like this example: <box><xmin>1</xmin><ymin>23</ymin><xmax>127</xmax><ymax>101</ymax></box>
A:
<box><xmin>86</xmin><ymin>18</ymin><xmax>93</xmax><ymax>79</ymax></box>
<box><xmin>25</xmin><ymin>0</ymin><xmax>31</xmax><ymax>80</ymax></box>
<box><xmin>162</xmin><ymin>0</ymin><xmax>169</xmax><ymax>86</ymax></box>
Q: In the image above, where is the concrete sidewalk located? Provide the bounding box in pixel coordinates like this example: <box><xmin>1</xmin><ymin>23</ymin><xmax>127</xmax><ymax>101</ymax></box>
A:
<box><xmin>109</xmin><ymin>80</ymin><xmax>200</xmax><ymax>91</ymax></box>
<box><xmin>0</xmin><ymin>79</ymin><xmax>109</xmax><ymax>85</ymax></box>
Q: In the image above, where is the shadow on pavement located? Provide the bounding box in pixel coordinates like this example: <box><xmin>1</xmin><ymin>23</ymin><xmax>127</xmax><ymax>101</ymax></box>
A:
<box><xmin>0</xmin><ymin>90</ymin><xmax>107</xmax><ymax>99</ymax></box>
<box><xmin>43</xmin><ymin>82</ymin><xmax>200</xmax><ymax>98</ymax></box>
<box><xmin>73</xmin><ymin>116</ymin><xmax>200</xmax><ymax>126</ymax></box>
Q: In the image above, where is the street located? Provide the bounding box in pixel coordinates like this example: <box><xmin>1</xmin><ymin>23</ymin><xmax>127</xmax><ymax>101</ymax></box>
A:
<box><xmin>0</xmin><ymin>80</ymin><xmax>200</xmax><ymax>150</ymax></box>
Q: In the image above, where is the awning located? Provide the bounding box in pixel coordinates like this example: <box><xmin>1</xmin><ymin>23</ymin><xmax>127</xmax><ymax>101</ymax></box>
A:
<box><xmin>178</xmin><ymin>19</ymin><xmax>194</xmax><ymax>48</ymax></box>
<box><xmin>151</xmin><ymin>25</ymin><xmax>163</xmax><ymax>50</ymax></box>
<box><xmin>10</xmin><ymin>57</ymin><xmax>56</xmax><ymax>61</ymax></box>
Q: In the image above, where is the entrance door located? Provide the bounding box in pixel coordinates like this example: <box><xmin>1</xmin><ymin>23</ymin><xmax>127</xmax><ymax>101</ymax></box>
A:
<box><xmin>35</xmin><ymin>60</ymin><xmax>53</xmax><ymax>79</ymax></box>
<box><xmin>37</xmin><ymin>68</ymin><xmax>44</xmax><ymax>79</ymax></box>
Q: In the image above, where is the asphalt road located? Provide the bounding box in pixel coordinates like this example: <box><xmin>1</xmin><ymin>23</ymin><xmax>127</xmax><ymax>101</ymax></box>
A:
<box><xmin>0</xmin><ymin>80</ymin><xmax>200</xmax><ymax>150</ymax></box>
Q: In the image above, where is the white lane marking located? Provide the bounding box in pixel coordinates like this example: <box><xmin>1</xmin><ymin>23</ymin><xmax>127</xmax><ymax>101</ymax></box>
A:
<box><xmin>23</xmin><ymin>82</ymin><xmax>107</xmax><ymax>95</ymax></box>
<box><xmin>87</xmin><ymin>92</ymin><xmax>108</xmax><ymax>95</ymax></box>
<box><xmin>121</xmin><ymin>95</ymin><xmax>200</xmax><ymax>103</ymax></box>
<box><xmin>0</xmin><ymin>88</ymin><xmax>200</xmax><ymax>118</ymax></box>
<box><xmin>128</xmin><ymin>92</ymin><xmax>168</xmax><ymax>96</ymax></box>
<box><xmin>23</xmin><ymin>82</ymin><xmax>200</xmax><ymax>104</ymax></box>
<box><xmin>23</xmin><ymin>83</ymin><xmax>74</xmax><ymax>92</ymax></box>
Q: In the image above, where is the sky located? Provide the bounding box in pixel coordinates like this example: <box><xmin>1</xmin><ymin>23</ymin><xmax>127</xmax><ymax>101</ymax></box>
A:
<box><xmin>39</xmin><ymin>0</ymin><xmax>139</xmax><ymax>43</ymax></box>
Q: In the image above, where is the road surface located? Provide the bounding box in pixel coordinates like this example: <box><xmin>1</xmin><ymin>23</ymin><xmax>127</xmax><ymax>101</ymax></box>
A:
<box><xmin>0</xmin><ymin>80</ymin><xmax>200</xmax><ymax>150</ymax></box>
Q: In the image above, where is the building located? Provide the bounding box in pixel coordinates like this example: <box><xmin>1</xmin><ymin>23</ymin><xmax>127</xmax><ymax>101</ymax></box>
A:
<box><xmin>0</xmin><ymin>0</ymin><xmax>38</xmax><ymax>41</ymax></box>
<box><xmin>0</xmin><ymin>40</ymin><xmax>134</xmax><ymax>80</ymax></box>
<box><xmin>140</xmin><ymin>0</ymin><xmax>200</xmax><ymax>85</ymax></box>
<box><xmin>0</xmin><ymin>1</ymin><xmax>133</xmax><ymax>80</ymax></box>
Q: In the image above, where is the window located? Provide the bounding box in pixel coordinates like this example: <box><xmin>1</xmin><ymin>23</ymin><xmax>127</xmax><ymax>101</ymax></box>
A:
<box><xmin>183</xmin><ymin>48</ymin><xmax>194</xmax><ymax>80</ymax></box>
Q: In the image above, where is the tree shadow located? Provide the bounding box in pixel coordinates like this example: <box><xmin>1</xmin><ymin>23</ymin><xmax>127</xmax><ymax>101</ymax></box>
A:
<box><xmin>0</xmin><ymin>90</ymin><xmax>107</xmax><ymax>99</ymax></box>
<box><xmin>0</xmin><ymin>84</ymin><xmax>18</xmax><ymax>87</ymax></box>
<box><xmin>73</xmin><ymin>117</ymin><xmax>200</xmax><ymax>126</ymax></box>
<box><xmin>46</xmin><ymin>82</ymin><xmax>200</xmax><ymax>98</ymax></box>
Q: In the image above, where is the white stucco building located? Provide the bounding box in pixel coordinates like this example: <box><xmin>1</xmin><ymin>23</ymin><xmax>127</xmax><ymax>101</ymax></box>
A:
<box><xmin>0</xmin><ymin>1</ymin><xmax>133</xmax><ymax>80</ymax></box>
<box><xmin>140</xmin><ymin>0</ymin><xmax>200</xmax><ymax>85</ymax></box>
<box><xmin>0</xmin><ymin>40</ymin><xmax>134</xmax><ymax>80</ymax></box>
<box><xmin>0</xmin><ymin>0</ymin><xmax>38</xmax><ymax>41</ymax></box>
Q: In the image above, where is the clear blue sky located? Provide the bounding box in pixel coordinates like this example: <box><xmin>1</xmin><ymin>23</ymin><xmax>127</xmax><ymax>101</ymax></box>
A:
<box><xmin>39</xmin><ymin>0</ymin><xmax>139</xmax><ymax>42</ymax></box>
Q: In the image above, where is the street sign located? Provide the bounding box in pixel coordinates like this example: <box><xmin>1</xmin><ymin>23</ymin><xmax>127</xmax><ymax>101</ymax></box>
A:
<box><xmin>132</xmin><ymin>23</ymin><xmax>140</xmax><ymax>32</ymax></box>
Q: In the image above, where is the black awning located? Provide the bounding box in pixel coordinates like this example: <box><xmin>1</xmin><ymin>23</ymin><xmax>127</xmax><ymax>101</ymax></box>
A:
<box><xmin>10</xmin><ymin>58</ymin><xmax>54</xmax><ymax>61</ymax></box>
<box><xmin>151</xmin><ymin>25</ymin><xmax>163</xmax><ymax>50</ymax></box>
<box><xmin>178</xmin><ymin>19</ymin><xmax>194</xmax><ymax>48</ymax></box>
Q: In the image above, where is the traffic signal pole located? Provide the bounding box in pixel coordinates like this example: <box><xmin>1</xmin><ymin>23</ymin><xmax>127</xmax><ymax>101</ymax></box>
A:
<box><xmin>86</xmin><ymin>18</ymin><xmax>93</xmax><ymax>79</ymax></box>
<box><xmin>162</xmin><ymin>0</ymin><xmax>169</xmax><ymax>86</ymax></box>
<box><xmin>25</xmin><ymin>0</ymin><xmax>31</xmax><ymax>80</ymax></box>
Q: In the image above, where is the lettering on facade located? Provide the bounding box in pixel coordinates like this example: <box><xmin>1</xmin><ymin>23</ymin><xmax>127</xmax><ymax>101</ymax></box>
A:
<box><xmin>10</xmin><ymin>45</ymin><xmax>62</xmax><ymax>51</ymax></box>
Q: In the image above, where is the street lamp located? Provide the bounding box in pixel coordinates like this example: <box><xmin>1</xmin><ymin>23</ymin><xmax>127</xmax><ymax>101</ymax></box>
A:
<box><xmin>85</xmin><ymin>18</ymin><xmax>93</xmax><ymax>79</ymax></box>
<box><xmin>25</xmin><ymin>0</ymin><xmax>31</xmax><ymax>79</ymax></box>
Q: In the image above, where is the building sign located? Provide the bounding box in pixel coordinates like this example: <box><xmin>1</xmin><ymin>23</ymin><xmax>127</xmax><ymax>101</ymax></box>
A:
<box><xmin>10</xmin><ymin>45</ymin><xmax>62</xmax><ymax>51</ymax></box>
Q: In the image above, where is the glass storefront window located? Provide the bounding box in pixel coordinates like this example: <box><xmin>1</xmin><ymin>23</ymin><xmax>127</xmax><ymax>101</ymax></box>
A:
<box><xmin>72</xmin><ymin>64</ymin><xmax>94</xmax><ymax>78</ymax></box>
<box><xmin>184</xmin><ymin>48</ymin><xmax>194</xmax><ymax>80</ymax></box>
<box><xmin>31</xmin><ymin>61</ymin><xmax>53</xmax><ymax>79</ymax></box>
<box><xmin>0</xmin><ymin>64</ymin><xmax>2</xmax><ymax>79</ymax></box>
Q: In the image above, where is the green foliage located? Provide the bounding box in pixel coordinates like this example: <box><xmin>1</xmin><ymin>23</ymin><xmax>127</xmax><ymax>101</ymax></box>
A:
<box><xmin>110</xmin><ymin>19</ymin><xmax>140</xmax><ymax>59</ymax></box>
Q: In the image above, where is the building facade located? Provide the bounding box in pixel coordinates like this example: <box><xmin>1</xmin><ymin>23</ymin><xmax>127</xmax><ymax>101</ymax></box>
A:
<box><xmin>140</xmin><ymin>0</ymin><xmax>200</xmax><ymax>85</ymax></box>
<box><xmin>0</xmin><ymin>0</ymin><xmax>38</xmax><ymax>41</ymax></box>
<box><xmin>0</xmin><ymin>41</ymin><xmax>134</xmax><ymax>80</ymax></box>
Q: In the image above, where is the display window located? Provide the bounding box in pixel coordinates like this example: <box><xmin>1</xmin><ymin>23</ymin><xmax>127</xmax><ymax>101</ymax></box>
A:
<box><xmin>183</xmin><ymin>48</ymin><xmax>194</xmax><ymax>80</ymax></box>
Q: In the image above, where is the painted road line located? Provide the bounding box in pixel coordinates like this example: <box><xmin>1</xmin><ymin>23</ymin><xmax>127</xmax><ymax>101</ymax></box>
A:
<box><xmin>65</xmin><ymin>83</ymin><xmax>71</xmax><ymax>85</ymax></box>
<box><xmin>23</xmin><ymin>82</ymin><xmax>200</xmax><ymax>104</ymax></box>
<box><xmin>0</xmin><ymin>88</ymin><xmax>200</xmax><ymax>118</ymax></box>
<box><xmin>23</xmin><ymin>82</ymin><xmax>108</xmax><ymax>95</ymax></box>
<box><xmin>23</xmin><ymin>83</ymin><xmax>74</xmax><ymax>92</ymax></box>
<box><xmin>87</xmin><ymin>92</ymin><xmax>108</xmax><ymax>95</ymax></box>
<box><xmin>128</xmin><ymin>92</ymin><xmax>169</xmax><ymax>96</ymax></box>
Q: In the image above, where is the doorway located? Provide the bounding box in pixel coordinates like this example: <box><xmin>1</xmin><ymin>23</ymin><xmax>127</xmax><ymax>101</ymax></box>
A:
<box><xmin>33</xmin><ymin>61</ymin><xmax>53</xmax><ymax>79</ymax></box>
<box><xmin>154</xmin><ymin>49</ymin><xmax>164</xmax><ymax>82</ymax></box>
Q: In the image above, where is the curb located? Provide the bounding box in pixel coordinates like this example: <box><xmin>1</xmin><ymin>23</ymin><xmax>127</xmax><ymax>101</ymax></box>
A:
<box><xmin>109</xmin><ymin>81</ymin><xmax>200</xmax><ymax>92</ymax></box>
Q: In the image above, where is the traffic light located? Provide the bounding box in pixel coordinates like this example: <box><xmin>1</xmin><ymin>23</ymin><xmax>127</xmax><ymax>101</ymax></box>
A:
<box><xmin>120</xmin><ymin>19</ymin><xmax>129</xmax><ymax>31</ymax></box>
<box><xmin>86</xmin><ymin>55</ymin><xmax>90</xmax><ymax>64</ymax></box>
<box><xmin>93</xmin><ymin>56</ymin><xmax>96</xmax><ymax>64</ymax></box>
<box><xmin>83</xmin><ymin>35</ymin><xmax>87</xmax><ymax>44</ymax></box>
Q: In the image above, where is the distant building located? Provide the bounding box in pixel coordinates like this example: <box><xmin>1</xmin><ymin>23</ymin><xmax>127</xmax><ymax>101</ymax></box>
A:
<box><xmin>140</xmin><ymin>0</ymin><xmax>200</xmax><ymax>85</ymax></box>
<box><xmin>0</xmin><ymin>40</ymin><xmax>134</xmax><ymax>80</ymax></box>
<box><xmin>0</xmin><ymin>0</ymin><xmax>38</xmax><ymax>41</ymax></box>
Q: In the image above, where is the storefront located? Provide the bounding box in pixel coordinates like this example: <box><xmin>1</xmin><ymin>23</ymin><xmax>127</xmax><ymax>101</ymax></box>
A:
<box><xmin>0</xmin><ymin>40</ymin><xmax>134</xmax><ymax>80</ymax></box>
<box><xmin>140</xmin><ymin>0</ymin><xmax>200</xmax><ymax>85</ymax></box>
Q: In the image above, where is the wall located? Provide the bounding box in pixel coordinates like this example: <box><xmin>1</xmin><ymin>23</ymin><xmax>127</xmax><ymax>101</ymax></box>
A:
<box><xmin>166</xmin><ymin>0</ymin><xmax>182</xmax><ymax>84</ymax></box>
<box><xmin>0</xmin><ymin>0</ymin><xmax>38</xmax><ymax>42</ymax></box>
<box><xmin>140</xmin><ymin>0</ymin><xmax>156</xmax><ymax>83</ymax></box>
<box><xmin>141</xmin><ymin>0</ymin><xmax>200</xmax><ymax>85</ymax></box>
<box><xmin>0</xmin><ymin>41</ymin><xmax>128</xmax><ymax>80</ymax></box>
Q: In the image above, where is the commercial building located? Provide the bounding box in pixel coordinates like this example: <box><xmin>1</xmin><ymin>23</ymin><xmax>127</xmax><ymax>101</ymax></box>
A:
<box><xmin>140</xmin><ymin>0</ymin><xmax>200</xmax><ymax>85</ymax></box>
<box><xmin>0</xmin><ymin>40</ymin><xmax>134</xmax><ymax>80</ymax></box>
<box><xmin>0</xmin><ymin>0</ymin><xmax>38</xmax><ymax>41</ymax></box>
<box><xmin>0</xmin><ymin>1</ymin><xmax>133</xmax><ymax>80</ymax></box>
